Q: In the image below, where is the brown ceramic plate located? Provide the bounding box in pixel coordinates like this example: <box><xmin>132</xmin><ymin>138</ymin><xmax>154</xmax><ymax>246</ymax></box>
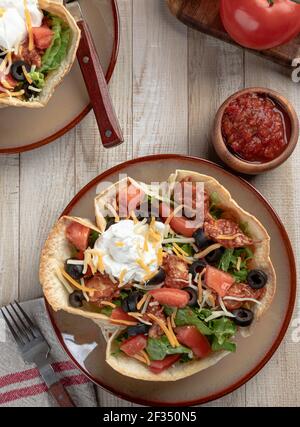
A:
<box><xmin>46</xmin><ymin>155</ymin><xmax>296</xmax><ymax>406</ymax></box>
<box><xmin>0</xmin><ymin>0</ymin><xmax>119</xmax><ymax>154</ymax></box>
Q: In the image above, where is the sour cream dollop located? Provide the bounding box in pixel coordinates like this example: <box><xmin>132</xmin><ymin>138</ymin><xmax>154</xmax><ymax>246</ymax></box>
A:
<box><xmin>94</xmin><ymin>220</ymin><xmax>166</xmax><ymax>285</ymax></box>
<box><xmin>0</xmin><ymin>0</ymin><xmax>43</xmax><ymax>50</ymax></box>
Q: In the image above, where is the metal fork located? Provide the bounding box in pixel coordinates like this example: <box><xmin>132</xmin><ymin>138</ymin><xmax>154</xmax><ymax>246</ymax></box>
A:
<box><xmin>1</xmin><ymin>301</ymin><xmax>75</xmax><ymax>407</ymax></box>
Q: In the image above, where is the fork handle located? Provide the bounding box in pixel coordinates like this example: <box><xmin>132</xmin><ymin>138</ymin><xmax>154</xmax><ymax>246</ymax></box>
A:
<box><xmin>76</xmin><ymin>19</ymin><xmax>124</xmax><ymax>148</ymax></box>
<box><xmin>48</xmin><ymin>381</ymin><xmax>75</xmax><ymax>407</ymax></box>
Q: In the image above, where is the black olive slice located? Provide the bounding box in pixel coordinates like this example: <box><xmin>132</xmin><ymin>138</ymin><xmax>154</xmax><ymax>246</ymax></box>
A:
<box><xmin>189</xmin><ymin>260</ymin><xmax>207</xmax><ymax>280</ymax></box>
<box><xmin>182</xmin><ymin>287</ymin><xmax>198</xmax><ymax>307</ymax></box>
<box><xmin>205</xmin><ymin>247</ymin><xmax>225</xmax><ymax>264</ymax></box>
<box><xmin>69</xmin><ymin>291</ymin><xmax>85</xmax><ymax>308</ymax></box>
<box><xmin>247</xmin><ymin>270</ymin><xmax>268</xmax><ymax>290</ymax></box>
<box><xmin>11</xmin><ymin>61</ymin><xmax>30</xmax><ymax>82</ymax></box>
<box><xmin>232</xmin><ymin>308</ymin><xmax>253</xmax><ymax>327</ymax></box>
<box><xmin>146</xmin><ymin>267</ymin><xmax>166</xmax><ymax>286</ymax></box>
<box><xmin>127</xmin><ymin>323</ymin><xmax>151</xmax><ymax>337</ymax></box>
<box><xmin>192</xmin><ymin>228</ymin><xmax>213</xmax><ymax>249</ymax></box>
<box><xmin>65</xmin><ymin>260</ymin><xmax>84</xmax><ymax>280</ymax></box>
<box><xmin>122</xmin><ymin>291</ymin><xmax>143</xmax><ymax>313</ymax></box>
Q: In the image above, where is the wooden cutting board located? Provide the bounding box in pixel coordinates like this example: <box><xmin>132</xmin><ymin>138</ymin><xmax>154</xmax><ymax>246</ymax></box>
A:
<box><xmin>167</xmin><ymin>0</ymin><xmax>300</xmax><ymax>69</ymax></box>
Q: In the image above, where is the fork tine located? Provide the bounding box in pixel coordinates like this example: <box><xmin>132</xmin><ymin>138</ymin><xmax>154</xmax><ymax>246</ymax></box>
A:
<box><xmin>5</xmin><ymin>305</ymin><xmax>29</xmax><ymax>344</ymax></box>
<box><xmin>10</xmin><ymin>303</ymin><xmax>35</xmax><ymax>339</ymax></box>
<box><xmin>1</xmin><ymin>308</ymin><xmax>24</xmax><ymax>346</ymax></box>
<box><xmin>14</xmin><ymin>301</ymin><xmax>41</xmax><ymax>338</ymax></box>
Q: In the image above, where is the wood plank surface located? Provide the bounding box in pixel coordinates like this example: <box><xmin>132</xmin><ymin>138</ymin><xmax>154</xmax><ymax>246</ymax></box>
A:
<box><xmin>167</xmin><ymin>0</ymin><xmax>300</xmax><ymax>69</ymax></box>
<box><xmin>0</xmin><ymin>0</ymin><xmax>299</xmax><ymax>407</ymax></box>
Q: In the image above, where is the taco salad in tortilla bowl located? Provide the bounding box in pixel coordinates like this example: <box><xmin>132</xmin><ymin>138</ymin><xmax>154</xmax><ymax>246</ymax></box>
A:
<box><xmin>0</xmin><ymin>0</ymin><xmax>80</xmax><ymax>107</ymax></box>
<box><xmin>40</xmin><ymin>171</ymin><xmax>276</xmax><ymax>381</ymax></box>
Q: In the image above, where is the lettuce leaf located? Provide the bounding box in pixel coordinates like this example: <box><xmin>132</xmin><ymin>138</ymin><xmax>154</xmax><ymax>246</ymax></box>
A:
<box><xmin>40</xmin><ymin>16</ymin><xmax>71</xmax><ymax>74</ymax></box>
<box><xmin>164</xmin><ymin>306</ymin><xmax>237</xmax><ymax>353</ymax></box>
<box><xmin>29</xmin><ymin>71</ymin><xmax>45</xmax><ymax>88</ymax></box>
<box><xmin>146</xmin><ymin>336</ymin><xmax>191</xmax><ymax>361</ymax></box>
<box><xmin>218</xmin><ymin>247</ymin><xmax>253</xmax><ymax>283</ymax></box>
<box><xmin>209</xmin><ymin>317</ymin><xmax>237</xmax><ymax>352</ymax></box>
<box><xmin>175</xmin><ymin>307</ymin><xmax>213</xmax><ymax>335</ymax></box>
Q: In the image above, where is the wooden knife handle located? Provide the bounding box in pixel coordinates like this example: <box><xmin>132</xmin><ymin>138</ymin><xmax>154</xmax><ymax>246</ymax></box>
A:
<box><xmin>48</xmin><ymin>381</ymin><xmax>75</xmax><ymax>407</ymax></box>
<box><xmin>76</xmin><ymin>20</ymin><xmax>123</xmax><ymax>148</ymax></box>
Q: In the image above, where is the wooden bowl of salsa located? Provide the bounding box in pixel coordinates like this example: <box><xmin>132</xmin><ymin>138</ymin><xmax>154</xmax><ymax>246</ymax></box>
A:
<box><xmin>213</xmin><ymin>88</ymin><xmax>299</xmax><ymax>175</ymax></box>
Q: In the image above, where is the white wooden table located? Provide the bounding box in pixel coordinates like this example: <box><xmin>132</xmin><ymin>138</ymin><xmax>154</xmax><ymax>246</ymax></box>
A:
<box><xmin>0</xmin><ymin>0</ymin><xmax>299</xmax><ymax>407</ymax></box>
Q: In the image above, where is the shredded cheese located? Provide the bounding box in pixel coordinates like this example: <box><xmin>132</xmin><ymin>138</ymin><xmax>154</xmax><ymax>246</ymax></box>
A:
<box><xmin>223</xmin><ymin>296</ymin><xmax>262</xmax><ymax>305</ymax></box>
<box><xmin>137</xmin><ymin>293</ymin><xmax>149</xmax><ymax>311</ymax></box>
<box><xmin>147</xmin><ymin>313</ymin><xmax>176</xmax><ymax>348</ymax></box>
<box><xmin>140</xmin><ymin>350</ymin><xmax>151</xmax><ymax>366</ymax></box>
<box><xmin>219</xmin><ymin>296</ymin><xmax>237</xmax><ymax>317</ymax></box>
<box><xmin>142</xmin><ymin>270</ymin><xmax>158</xmax><ymax>283</ymax></box>
<box><xmin>165</xmin><ymin>204</ymin><xmax>185</xmax><ymax>225</ymax></box>
<box><xmin>173</xmin><ymin>242</ymin><xmax>190</xmax><ymax>257</ymax></box>
<box><xmin>171</xmin><ymin>309</ymin><xmax>177</xmax><ymax>329</ymax></box>
<box><xmin>167</xmin><ymin>317</ymin><xmax>180</xmax><ymax>347</ymax></box>
<box><xmin>0</xmin><ymin>90</ymin><xmax>25</xmax><ymax>98</ymax></box>
<box><xmin>60</xmin><ymin>268</ymin><xmax>98</xmax><ymax>293</ymax></box>
<box><xmin>163</xmin><ymin>237</ymin><xmax>195</xmax><ymax>244</ymax></box>
<box><xmin>23</xmin><ymin>0</ymin><xmax>34</xmax><ymax>51</ymax></box>
<box><xmin>22</xmin><ymin>65</ymin><xmax>33</xmax><ymax>84</ymax></box>
<box><xmin>157</xmin><ymin>248</ymin><xmax>163</xmax><ymax>266</ymax></box>
<box><xmin>197</xmin><ymin>268</ymin><xmax>206</xmax><ymax>305</ymax></box>
<box><xmin>55</xmin><ymin>266</ymin><xmax>73</xmax><ymax>293</ymax></box>
<box><xmin>99</xmin><ymin>301</ymin><xmax>116</xmax><ymax>308</ymax></box>
<box><xmin>110</xmin><ymin>319</ymin><xmax>137</xmax><ymax>326</ymax></box>
<box><xmin>236</xmin><ymin>257</ymin><xmax>241</xmax><ymax>271</ymax></box>
<box><xmin>130</xmin><ymin>210</ymin><xmax>139</xmax><ymax>224</ymax></box>
<box><xmin>132</xmin><ymin>353</ymin><xmax>148</xmax><ymax>365</ymax></box>
<box><xmin>143</xmin><ymin>233</ymin><xmax>149</xmax><ymax>252</ymax></box>
<box><xmin>194</xmin><ymin>243</ymin><xmax>222</xmax><ymax>260</ymax></box>
<box><xmin>128</xmin><ymin>312</ymin><xmax>152</xmax><ymax>326</ymax></box>
<box><xmin>216</xmin><ymin>233</ymin><xmax>242</xmax><ymax>240</ymax></box>
<box><xmin>205</xmin><ymin>310</ymin><xmax>236</xmax><ymax>322</ymax></box>
<box><xmin>136</xmin><ymin>258</ymin><xmax>151</xmax><ymax>274</ymax></box>
<box><xmin>172</xmin><ymin>246</ymin><xmax>193</xmax><ymax>264</ymax></box>
<box><xmin>115</xmin><ymin>241</ymin><xmax>125</xmax><ymax>247</ymax></box>
<box><xmin>118</xmin><ymin>268</ymin><xmax>128</xmax><ymax>286</ymax></box>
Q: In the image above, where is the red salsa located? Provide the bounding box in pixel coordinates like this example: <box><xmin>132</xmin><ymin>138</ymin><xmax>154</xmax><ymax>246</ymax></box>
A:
<box><xmin>221</xmin><ymin>93</ymin><xmax>290</xmax><ymax>163</ymax></box>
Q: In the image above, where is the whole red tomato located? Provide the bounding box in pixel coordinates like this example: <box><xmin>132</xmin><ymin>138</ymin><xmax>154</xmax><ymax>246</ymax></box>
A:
<box><xmin>220</xmin><ymin>0</ymin><xmax>300</xmax><ymax>50</ymax></box>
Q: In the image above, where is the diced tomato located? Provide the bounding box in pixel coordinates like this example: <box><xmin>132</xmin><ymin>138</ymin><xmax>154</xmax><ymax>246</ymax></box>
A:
<box><xmin>118</xmin><ymin>182</ymin><xmax>145</xmax><ymax>217</ymax></box>
<box><xmin>176</xmin><ymin>326</ymin><xmax>211</xmax><ymax>358</ymax></box>
<box><xmin>3</xmin><ymin>74</ymin><xmax>18</xmax><ymax>89</ymax></box>
<box><xmin>160</xmin><ymin>203</ymin><xmax>197</xmax><ymax>238</ymax></box>
<box><xmin>120</xmin><ymin>334</ymin><xmax>147</xmax><ymax>357</ymax></box>
<box><xmin>110</xmin><ymin>307</ymin><xmax>136</xmax><ymax>324</ymax></box>
<box><xmin>32</xmin><ymin>26</ymin><xmax>54</xmax><ymax>50</ymax></box>
<box><xmin>149</xmin><ymin>355</ymin><xmax>180</xmax><ymax>374</ymax></box>
<box><xmin>205</xmin><ymin>266</ymin><xmax>234</xmax><ymax>297</ymax></box>
<box><xmin>149</xmin><ymin>288</ymin><xmax>190</xmax><ymax>308</ymax></box>
<box><xmin>66</xmin><ymin>221</ymin><xmax>90</xmax><ymax>252</ymax></box>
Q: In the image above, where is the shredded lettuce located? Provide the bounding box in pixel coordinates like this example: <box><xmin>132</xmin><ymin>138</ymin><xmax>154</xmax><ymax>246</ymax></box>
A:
<box><xmin>29</xmin><ymin>71</ymin><xmax>45</xmax><ymax>88</ymax></box>
<box><xmin>209</xmin><ymin>317</ymin><xmax>237</xmax><ymax>352</ymax></box>
<box><xmin>175</xmin><ymin>307</ymin><xmax>213</xmax><ymax>335</ymax></box>
<box><xmin>218</xmin><ymin>247</ymin><xmax>253</xmax><ymax>283</ymax></box>
<box><xmin>164</xmin><ymin>306</ymin><xmax>237</xmax><ymax>353</ymax></box>
<box><xmin>146</xmin><ymin>336</ymin><xmax>191</xmax><ymax>361</ymax></box>
<box><xmin>40</xmin><ymin>15</ymin><xmax>71</xmax><ymax>74</ymax></box>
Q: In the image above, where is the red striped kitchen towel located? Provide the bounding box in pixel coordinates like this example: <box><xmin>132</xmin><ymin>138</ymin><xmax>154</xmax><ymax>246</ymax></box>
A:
<box><xmin>0</xmin><ymin>298</ymin><xmax>98</xmax><ymax>407</ymax></box>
